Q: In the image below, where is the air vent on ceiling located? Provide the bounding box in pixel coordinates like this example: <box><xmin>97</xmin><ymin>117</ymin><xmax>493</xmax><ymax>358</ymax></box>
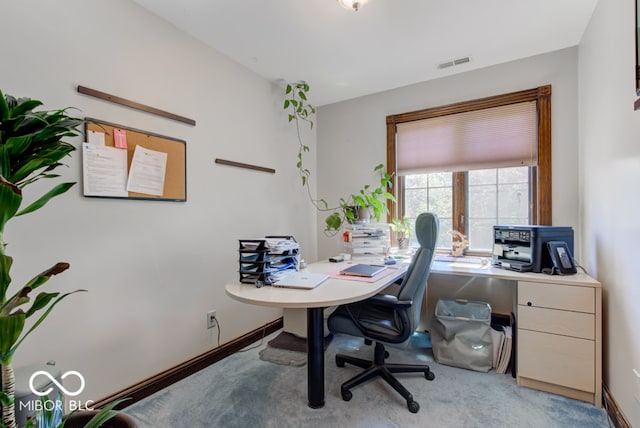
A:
<box><xmin>438</xmin><ymin>56</ymin><xmax>471</xmax><ymax>70</ymax></box>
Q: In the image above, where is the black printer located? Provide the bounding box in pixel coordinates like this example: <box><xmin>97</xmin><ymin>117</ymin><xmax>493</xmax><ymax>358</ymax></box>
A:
<box><xmin>492</xmin><ymin>225</ymin><xmax>574</xmax><ymax>273</ymax></box>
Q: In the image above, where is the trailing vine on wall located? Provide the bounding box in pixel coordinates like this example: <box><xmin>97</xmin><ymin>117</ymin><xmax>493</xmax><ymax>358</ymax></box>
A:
<box><xmin>283</xmin><ymin>81</ymin><xmax>395</xmax><ymax>235</ymax></box>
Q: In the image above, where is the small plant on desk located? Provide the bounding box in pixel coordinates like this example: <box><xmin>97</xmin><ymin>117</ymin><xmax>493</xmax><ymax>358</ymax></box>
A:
<box><xmin>391</xmin><ymin>217</ymin><xmax>413</xmax><ymax>250</ymax></box>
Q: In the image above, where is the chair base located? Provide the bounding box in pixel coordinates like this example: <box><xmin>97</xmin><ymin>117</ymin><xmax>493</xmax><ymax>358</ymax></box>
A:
<box><xmin>335</xmin><ymin>342</ymin><xmax>435</xmax><ymax>413</ymax></box>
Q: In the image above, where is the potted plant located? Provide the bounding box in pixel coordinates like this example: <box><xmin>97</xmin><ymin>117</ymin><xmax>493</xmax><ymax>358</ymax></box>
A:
<box><xmin>390</xmin><ymin>217</ymin><xmax>413</xmax><ymax>250</ymax></box>
<box><xmin>61</xmin><ymin>409</ymin><xmax>137</xmax><ymax>428</ymax></box>
<box><xmin>325</xmin><ymin>163</ymin><xmax>394</xmax><ymax>232</ymax></box>
<box><xmin>0</xmin><ymin>89</ymin><xmax>85</xmax><ymax>428</ymax></box>
<box><xmin>284</xmin><ymin>82</ymin><xmax>395</xmax><ymax>235</ymax></box>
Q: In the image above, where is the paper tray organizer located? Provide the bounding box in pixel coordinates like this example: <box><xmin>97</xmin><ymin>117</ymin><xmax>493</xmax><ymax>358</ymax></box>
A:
<box><xmin>238</xmin><ymin>236</ymin><xmax>299</xmax><ymax>286</ymax></box>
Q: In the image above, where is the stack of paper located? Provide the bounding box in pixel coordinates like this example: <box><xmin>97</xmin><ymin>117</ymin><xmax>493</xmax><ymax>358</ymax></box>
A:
<box><xmin>492</xmin><ymin>326</ymin><xmax>513</xmax><ymax>374</ymax></box>
<box><xmin>238</xmin><ymin>236</ymin><xmax>300</xmax><ymax>286</ymax></box>
<box><xmin>490</xmin><ymin>328</ymin><xmax>504</xmax><ymax>369</ymax></box>
<box><xmin>265</xmin><ymin>237</ymin><xmax>299</xmax><ymax>253</ymax></box>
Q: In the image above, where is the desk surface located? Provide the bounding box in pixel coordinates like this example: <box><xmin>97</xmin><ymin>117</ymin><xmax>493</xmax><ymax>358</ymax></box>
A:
<box><xmin>225</xmin><ymin>257</ymin><xmax>600</xmax><ymax>310</ymax></box>
<box><xmin>225</xmin><ymin>258</ymin><xmax>407</xmax><ymax>309</ymax></box>
<box><xmin>430</xmin><ymin>260</ymin><xmax>600</xmax><ymax>288</ymax></box>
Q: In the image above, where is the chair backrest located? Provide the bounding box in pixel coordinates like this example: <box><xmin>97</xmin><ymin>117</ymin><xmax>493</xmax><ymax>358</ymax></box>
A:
<box><xmin>395</xmin><ymin>212</ymin><xmax>439</xmax><ymax>334</ymax></box>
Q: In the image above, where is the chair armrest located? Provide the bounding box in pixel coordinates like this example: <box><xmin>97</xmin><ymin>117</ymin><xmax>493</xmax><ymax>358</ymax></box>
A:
<box><xmin>369</xmin><ymin>294</ymin><xmax>413</xmax><ymax>309</ymax></box>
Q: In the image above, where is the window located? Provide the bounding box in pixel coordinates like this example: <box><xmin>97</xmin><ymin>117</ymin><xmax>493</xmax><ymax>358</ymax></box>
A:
<box><xmin>403</xmin><ymin>172</ymin><xmax>453</xmax><ymax>249</ymax></box>
<box><xmin>386</xmin><ymin>86</ymin><xmax>551</xmax><ymax>254</ymax></box>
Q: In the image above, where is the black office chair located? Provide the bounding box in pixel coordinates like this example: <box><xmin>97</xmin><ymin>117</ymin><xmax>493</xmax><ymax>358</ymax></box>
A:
<box><xmin>327</xmin><ymin>212</ymin><xmax>439</xmax><ymax>413</ymax></box>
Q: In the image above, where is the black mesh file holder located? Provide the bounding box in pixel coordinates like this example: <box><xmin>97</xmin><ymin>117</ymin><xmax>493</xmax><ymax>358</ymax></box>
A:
<box><xmin>238</xmin><ymin>236</ymin><xmax>298</xmax><ymax>286</ymax></box>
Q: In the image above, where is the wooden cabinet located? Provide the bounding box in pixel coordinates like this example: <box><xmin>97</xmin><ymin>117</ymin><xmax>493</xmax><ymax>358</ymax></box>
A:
<box><xmin>516</xmin><ymin>280</ymin><xmax>602</xmax><ymax>407</ymax></box>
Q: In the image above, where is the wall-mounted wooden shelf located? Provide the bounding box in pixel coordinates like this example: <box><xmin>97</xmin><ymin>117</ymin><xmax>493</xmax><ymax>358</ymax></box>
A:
<box><xmin>78</xmin><ymin>85</ymin><xmax>196</xmax><ymax>126</ymax></box>
<box><xmin>215</xmin><ymin>158</ymin><xmax>275</xmax><ymax>174</ymax></box>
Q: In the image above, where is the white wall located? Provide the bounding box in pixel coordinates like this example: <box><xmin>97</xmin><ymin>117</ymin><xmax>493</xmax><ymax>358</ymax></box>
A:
<box><xmin>316</xmin><ymin>48</ymin><xmax>580</xmax><ymax>261</ymax></box>
<box><xmin>0</xmin><ymin>0</ymin><xmax>317</xmax><ymax>403</ymax></box>
<box><xmin>579</xmin><ymin>0</ymin><xmax>640</xmax><ymax>424</ymax></box>
<box><xmin>6</xmin><ymin>0</ymin><xmax>635</xmax><ymax>421</ymax></box>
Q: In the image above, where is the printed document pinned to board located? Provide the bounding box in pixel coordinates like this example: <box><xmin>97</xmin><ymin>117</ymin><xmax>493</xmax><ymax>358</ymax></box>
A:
<box><xmin>126</xmin><ymin>145</ymin><xmax>168</xmax><ymax>196</ymax></box>
<box><xmin>82</xmin><ymin>143</ymin><xmax>128</xmax><ymax>197</ymax></box>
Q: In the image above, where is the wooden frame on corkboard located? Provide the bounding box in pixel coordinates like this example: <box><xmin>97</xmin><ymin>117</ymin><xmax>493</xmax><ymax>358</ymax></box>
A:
<box><xmin>83</xmin><ymin>118</ymin><xmax>187</xmax><ymax>201</ymax></box>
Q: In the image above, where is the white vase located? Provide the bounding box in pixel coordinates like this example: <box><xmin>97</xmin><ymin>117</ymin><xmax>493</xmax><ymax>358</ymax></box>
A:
<box><xmin>353</xmin><ymin>206</ymin><xmax>371</xmax><ymax>224</ymax></box>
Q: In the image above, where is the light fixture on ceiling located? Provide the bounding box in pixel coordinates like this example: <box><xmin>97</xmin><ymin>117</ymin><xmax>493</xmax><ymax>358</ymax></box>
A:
<box><xmin>338</xmin><ymin>0</ymin><xmax>368</xmax><ymax>12</ymax></box>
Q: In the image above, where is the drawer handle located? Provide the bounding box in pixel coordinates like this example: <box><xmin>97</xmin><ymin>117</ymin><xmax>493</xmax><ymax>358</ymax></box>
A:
<box><xmin>527</xmin><ymin>301</ymin><xmax>532</xmax><ymax>306</ymax></box>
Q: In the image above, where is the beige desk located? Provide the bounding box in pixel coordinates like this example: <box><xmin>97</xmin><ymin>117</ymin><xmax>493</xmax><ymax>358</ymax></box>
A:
<box><xmin>225</xmin><ymin>258</ymin><xmax>408</xmax><ymax>409</ymax></box>
<box><xmin>429</xmin><ymin>260</ymin><xmax>602</xmax><ymax>407</ymax></box>
<box><xmin>227</xmin><ymin>258</ymin><xmax>602</xmax><ymax>409</ymax></box>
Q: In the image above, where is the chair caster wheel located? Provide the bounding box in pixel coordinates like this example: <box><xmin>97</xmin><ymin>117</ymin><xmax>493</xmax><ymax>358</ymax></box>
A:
<box><xmin>336</xmin><ymin>357</ymin><xmax>345</xmax><ymax>368</ymax></box>
<box><xmin>384</xmin><ymin>350</ymin><xmax>390</xmax><ymax>359</ymax></box>
<box><xmin>341</xmin><ymin>389</ymin><xmax>352</xmax><ymax>401</ymax></box>
<box><xmin>408</xmin><ymin>400</ymin><xmax>420</xmax><ymax>413</ymax></box>
<box><xmin>425</xmin><ymin>371</ymin><xmax>435</xmax><ymax>381</ymax></box>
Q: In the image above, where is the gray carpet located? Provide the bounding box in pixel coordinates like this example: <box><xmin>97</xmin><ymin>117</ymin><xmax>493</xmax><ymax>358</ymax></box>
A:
<box><xmin>125</xmin><ymin>331</ymin><xmax>610</xmax><ymax>427</ymax></box>
<box><xmin>259</xmin><ymin>331</ymin><xmax>335</xmax><ymax>367</ymax></box>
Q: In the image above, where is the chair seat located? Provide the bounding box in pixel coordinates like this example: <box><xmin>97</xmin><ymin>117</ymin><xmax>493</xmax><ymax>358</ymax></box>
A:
<box><xmin>328</xmin><ymin>300</ymin><xmax>404</xmax><ymax>339</ymax></box>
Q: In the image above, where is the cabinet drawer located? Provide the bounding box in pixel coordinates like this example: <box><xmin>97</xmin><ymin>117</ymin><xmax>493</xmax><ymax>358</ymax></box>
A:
<box><xmin>518</xmin><ymin>281</ymin><xmax>594</xmax><ymax>313</ymax></box>
<box><xmin>518</xmin><ymin>329</ymin><xmax>594</xmax><ymax>392</ymax></box>
<box><xmin>518</xmin><ymin>305</ymin><xmax>594</xmax><ymax>339</ymax></box>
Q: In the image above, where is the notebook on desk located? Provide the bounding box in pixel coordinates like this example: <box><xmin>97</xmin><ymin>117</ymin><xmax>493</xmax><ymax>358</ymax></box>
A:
<box><xmin>340</xmin><ymin>264</ymin><xmax>387</xmax><ymax>278</ymax></box>
<box><xmin>274</xmin><ymin>272</ymin><xmax>329</xmax><ymax>289</ymax></box>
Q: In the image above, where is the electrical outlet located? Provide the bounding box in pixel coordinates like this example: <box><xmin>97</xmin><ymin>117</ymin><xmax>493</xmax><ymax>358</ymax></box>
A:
<box><xmin>207</xmin><ymin>310</ymin><xmax>217</xmax><ymax>329</ymax></box>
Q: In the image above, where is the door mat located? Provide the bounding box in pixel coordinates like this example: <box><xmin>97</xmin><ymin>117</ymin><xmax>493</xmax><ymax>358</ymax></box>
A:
<box><xmin>259</xmin><ymin>347</ymin><xmax>307</xmax><ymax>367</ymax></box>
<box><xmin>259</xmin><ymin>332</ymin><xmax>334</xmax><ymax>367</ymax></box>
<box><xmin>267</xmin><ymin>331</ymin><xmax>333</xmax><ymax>353</ymax></box>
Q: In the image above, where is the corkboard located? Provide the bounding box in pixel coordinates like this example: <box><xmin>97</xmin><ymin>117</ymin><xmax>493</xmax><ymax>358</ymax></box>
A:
<box><xmin>83</xmin><ymin>118</ymin><xmax>186</xmax><ymax>201</ymax></box>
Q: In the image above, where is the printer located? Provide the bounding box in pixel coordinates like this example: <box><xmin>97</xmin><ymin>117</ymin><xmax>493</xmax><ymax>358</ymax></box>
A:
<box><xmin>492</xmin><ymin>225</ymin><xmax>574</xmax><ymax>273</ymax></box>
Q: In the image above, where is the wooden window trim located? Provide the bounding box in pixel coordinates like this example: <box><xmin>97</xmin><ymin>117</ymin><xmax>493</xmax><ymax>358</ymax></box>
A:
<box><xmin>386</xmin><ymin>85</ymin><xmax>552</xmax><ymax>226</ymax></box>
<box><xmin>452</xmin><ymin>172</ymin><xmax>466</xmax><ymax>234</ymax></box>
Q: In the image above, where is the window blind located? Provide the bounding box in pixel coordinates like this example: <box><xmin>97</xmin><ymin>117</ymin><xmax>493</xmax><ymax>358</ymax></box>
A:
<box><xmin>396</xmin><ymin>101</ymin><xmax>537</xmax><ymax>175</ymax></box>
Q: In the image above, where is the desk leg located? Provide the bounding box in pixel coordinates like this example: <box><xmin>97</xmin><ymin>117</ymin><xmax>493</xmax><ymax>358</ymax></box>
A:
<box><xmin>307</xmin><ymin>307</ymin><xmax>325</xmax><ymax>409</ymax></box>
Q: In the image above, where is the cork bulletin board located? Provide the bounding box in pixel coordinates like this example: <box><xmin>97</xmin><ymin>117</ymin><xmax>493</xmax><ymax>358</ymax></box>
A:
<box><xmin>82</xmin><ymin>118</ymin><xmax>186</xmax><ymax>201</ymax></box>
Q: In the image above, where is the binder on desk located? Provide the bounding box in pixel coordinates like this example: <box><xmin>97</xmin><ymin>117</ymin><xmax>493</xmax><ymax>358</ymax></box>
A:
<box><xmin>340</xmin><ymin>264</ymin><xmax>387</xmax><ymax>278</ymax></box>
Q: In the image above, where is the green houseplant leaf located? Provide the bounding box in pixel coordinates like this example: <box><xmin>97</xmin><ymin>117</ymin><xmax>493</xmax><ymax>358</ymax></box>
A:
<box><xmin>68</xmin><ymin>398</ymin><xmax>131</xmax><ymax>428</ymax></box>
<box><xmin>0</xmin><ymin>88</ymin><xmax>84</xmax><ymax>428</ymax></box>
<box><xmin>16</xmin><ymin>181</ymin><xmax>75</xmax><ymax>216</ymax></box>
<box><xmin>0</xmin><ymin>313</ymin><xmax>25</xmax><ymax>359</ymax></box>
<box><xmin>0</xmin><ymin>177</ymin><xmax>21</xmax><ymax>237</ymax></box>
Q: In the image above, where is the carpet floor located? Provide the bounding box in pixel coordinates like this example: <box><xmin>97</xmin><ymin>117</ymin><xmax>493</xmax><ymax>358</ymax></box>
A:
<box><xmin>125</xmin><ymin>330</ymin><xmax>610</xmax><ymax>427</ymax></box>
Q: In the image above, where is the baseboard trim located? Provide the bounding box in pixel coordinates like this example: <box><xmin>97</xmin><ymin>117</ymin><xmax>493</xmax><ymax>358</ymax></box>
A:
<box><xmin>90</xmin><ymin>318</ymin><xmax>283</xmax><ymax>410</ymax></box>
<box><xmin>604</xmin><ymin>382</ymin><xmax>631</xmax><ymax>428</ymax></box>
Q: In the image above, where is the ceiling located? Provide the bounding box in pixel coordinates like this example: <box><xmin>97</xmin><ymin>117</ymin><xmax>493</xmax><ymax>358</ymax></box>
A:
<box><xmin>131</xmin><ymin>0</ymin><xmax>599</xmax><ymax>106</ymax></box>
